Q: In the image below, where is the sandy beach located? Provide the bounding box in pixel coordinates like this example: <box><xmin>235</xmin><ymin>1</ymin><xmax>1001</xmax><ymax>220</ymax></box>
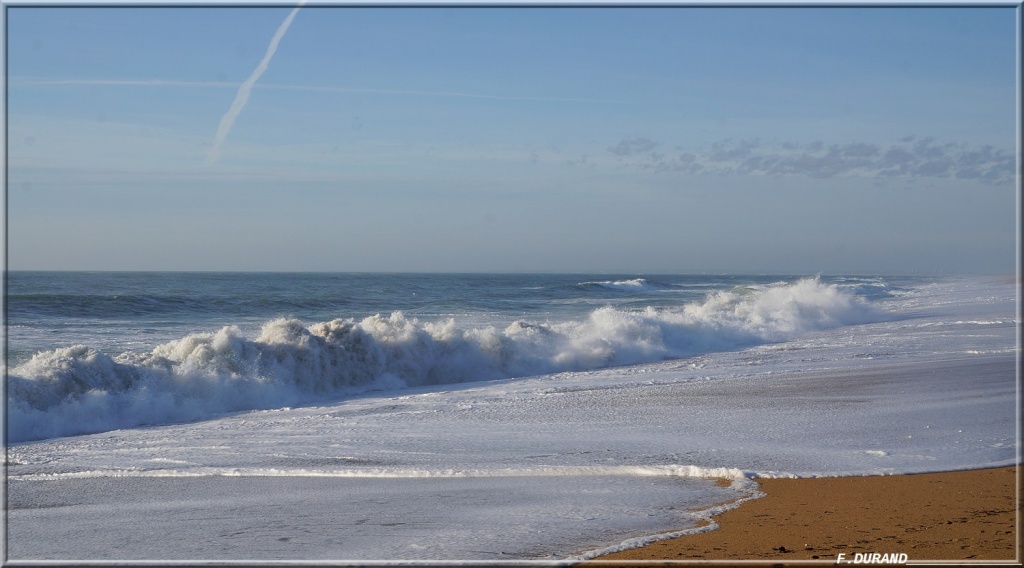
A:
<box><xmin>588</xmin><ymin>466</ymin><xmax>1019</xmax><ymax>564</ymax></box>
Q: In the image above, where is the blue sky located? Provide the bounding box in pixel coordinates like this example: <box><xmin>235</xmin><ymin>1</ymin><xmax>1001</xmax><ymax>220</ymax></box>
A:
<box><xmin>5</xmin><ymin>5</ymin><xmax>1019</xmax><ymax>273</ymax></box>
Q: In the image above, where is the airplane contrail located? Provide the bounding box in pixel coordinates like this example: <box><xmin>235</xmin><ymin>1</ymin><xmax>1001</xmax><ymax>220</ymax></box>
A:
<box><xmin>207</xmin><ymin>4</ymin><xmax>303</xmax><ymax>164</ymax></box>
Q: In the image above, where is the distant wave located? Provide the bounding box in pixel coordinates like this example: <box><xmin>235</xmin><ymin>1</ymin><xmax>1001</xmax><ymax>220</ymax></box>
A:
<box><xmin>6</xmin><ymin>293</ymin><xmax>193</xmax><ymax>318</ymax></box>
<box><xmin>7</xmin><ymin>278</ymin><xmax>881</xmax><ymax>443</ymax></box>
<box><xmin>6</xmin><ymin>292</ymin><xmax>343</xmax><ymax>319</ymax></box>
<box><xmin>579</xmin><ymin>278</ymin><xmax>673</xmax><ymax>292</ymax></box>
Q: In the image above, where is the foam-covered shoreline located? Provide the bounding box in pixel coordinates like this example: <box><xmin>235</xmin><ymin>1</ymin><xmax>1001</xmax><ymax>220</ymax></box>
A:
<box><xmin>7</xmin><ymin>353</ymin><xmax>1017</xmax><ymax>561</ymax></box>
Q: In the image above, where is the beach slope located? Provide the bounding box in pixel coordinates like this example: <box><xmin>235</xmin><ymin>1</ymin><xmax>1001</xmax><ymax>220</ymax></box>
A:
<box><xmin>589</xmin><ymin>466</ymin><xmax>1018</xmax><ymax>564</ymax></box>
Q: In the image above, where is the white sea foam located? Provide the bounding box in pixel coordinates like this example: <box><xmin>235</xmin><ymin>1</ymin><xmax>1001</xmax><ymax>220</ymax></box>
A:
<box><xmin>12</xmin><ymin>464</ymin><xmax>754</xmax><ymax>482</ymax></box>
<box><xmin>7</xmin><ymin>278</ymin><xmax>879</xmax><ymax>442</ymax></box>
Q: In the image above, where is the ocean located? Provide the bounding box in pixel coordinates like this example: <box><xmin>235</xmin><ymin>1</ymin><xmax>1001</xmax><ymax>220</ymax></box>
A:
<box><xmin>4</xmin><ymin>272</ymin><xmax>1018</xmax><ymax>561</ymax></box>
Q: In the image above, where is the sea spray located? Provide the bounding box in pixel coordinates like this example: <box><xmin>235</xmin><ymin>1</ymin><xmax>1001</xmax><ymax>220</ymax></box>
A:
<box><xmin>7</xmin><ymin>278</ymin><xmax>880</xmax><ymax>442</ymax></box>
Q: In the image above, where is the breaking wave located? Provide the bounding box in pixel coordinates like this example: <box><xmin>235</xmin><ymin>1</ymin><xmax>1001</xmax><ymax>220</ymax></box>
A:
<box><xmin>7</xmin><ymin>278</ymin><xmax>880</xmax><ymax>442</ymax></box>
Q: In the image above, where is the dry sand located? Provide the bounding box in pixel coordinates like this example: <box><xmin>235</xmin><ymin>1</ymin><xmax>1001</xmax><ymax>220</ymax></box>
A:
<box><xmin>587</xmin><ymin>466</ymin><xmax>1019</xmax><ymax>565</ymax></box>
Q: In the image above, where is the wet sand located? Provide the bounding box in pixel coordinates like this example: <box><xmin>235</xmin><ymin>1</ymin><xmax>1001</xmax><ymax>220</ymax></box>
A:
<box><xmin>588</xmin><ymin>466</ymin><xmax>1019</xmax><ymax>564</ymax></box>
